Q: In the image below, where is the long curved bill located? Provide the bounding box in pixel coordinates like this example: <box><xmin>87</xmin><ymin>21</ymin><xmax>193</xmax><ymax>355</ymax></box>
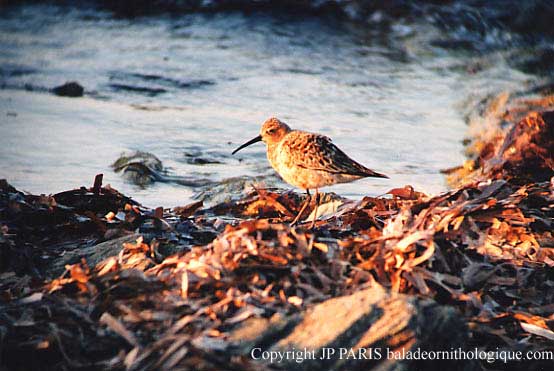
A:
<box><xmin>232</xmin><ymin>135</ymin><xmax>262</xmax><ymax>155</ymax></box>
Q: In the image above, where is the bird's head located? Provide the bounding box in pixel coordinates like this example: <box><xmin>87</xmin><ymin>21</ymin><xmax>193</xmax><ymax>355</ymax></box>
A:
<box><xmin>260</xmin><ymin>117</ymin><xmax>291</xmax><ymax>144</ymax></box>
<box><xmin>232</xmin><ymin>117</ymin><xmax>291</xmax><ymax>154</ymax></box>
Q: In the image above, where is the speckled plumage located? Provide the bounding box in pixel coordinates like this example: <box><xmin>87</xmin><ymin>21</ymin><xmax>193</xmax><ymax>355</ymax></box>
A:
<box><xmin>262</xmin><ymin>118</ymin><xmax>388</xmax><ymax>189</ymax></box>
<box><xmin>233</xmin><ymin>117</ymin><xmax>388</xmax><ymax>226</ymax></box>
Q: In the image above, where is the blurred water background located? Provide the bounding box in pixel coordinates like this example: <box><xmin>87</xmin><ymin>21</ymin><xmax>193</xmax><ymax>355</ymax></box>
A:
<box><xmin>1</xmin><ymin>1</ymin><xmax>552</xmax><ymax>207</ymax></box>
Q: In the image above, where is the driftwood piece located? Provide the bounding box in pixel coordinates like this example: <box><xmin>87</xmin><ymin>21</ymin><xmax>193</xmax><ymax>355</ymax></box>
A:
<box><xmin>227</xmin><ymin>285</ymin><xmax>478</xmax><ymax>370</ymax></box>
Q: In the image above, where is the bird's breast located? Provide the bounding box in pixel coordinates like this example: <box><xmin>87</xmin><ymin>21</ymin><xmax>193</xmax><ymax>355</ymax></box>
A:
<box><xmin>266</xmin><ymin>141</ymin><xmax>316</xmax><ymax>189</ymax></box>
<box><xmin>266</xmin><ymin>143</ymin><xmax>281</xmax><ymax>172</ymax></box>
<box><xmin>267</xmin><ymin>142</ymin><xmax>297</xmax><ymax>183</ymax></box>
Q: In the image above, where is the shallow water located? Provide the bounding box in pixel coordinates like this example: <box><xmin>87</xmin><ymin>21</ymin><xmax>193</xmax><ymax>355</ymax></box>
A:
<box><xmin>0</xmin><ymin>4</ymin><xmax>532</xmax><ymax>207</ymax></box>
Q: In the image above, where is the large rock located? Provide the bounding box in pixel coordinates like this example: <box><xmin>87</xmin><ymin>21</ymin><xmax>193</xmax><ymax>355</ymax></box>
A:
<box><xmin>49</xmin><ymin>233</ymin><xmax>139</xmax><ymax>275</ymax></box>
<box><xmin>227</xmin><ymin>285</ymin><xmax>478</xmax><ymax>370</ymax></box>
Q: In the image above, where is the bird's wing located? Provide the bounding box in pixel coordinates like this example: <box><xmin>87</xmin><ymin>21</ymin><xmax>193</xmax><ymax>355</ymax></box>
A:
<box><xmin>281</xmin><ymin>132</ymin><xmax>388</xmax><ymax>178</ymax></box>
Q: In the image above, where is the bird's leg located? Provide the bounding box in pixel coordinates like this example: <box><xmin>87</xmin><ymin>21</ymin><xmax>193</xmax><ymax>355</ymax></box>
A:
<box><xmin>291</xmin><ymin>189</ymin><xmax>311</xmax><ymax>226</ymax></box>
<box><xmin>309</xmin><ymin>188</ymin><xmax>320</xmax><ymax>229</ymax></box>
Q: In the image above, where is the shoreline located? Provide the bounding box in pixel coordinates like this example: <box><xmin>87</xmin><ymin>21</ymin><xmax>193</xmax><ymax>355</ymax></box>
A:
<box><xmin>1</xmin><ymin>88</ymin><xmax>554</xmax><ymax>369</ymax></box>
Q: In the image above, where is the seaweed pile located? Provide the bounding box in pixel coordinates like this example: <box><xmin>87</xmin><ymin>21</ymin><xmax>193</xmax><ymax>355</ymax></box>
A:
<box><xmin>1</xmin><ymin>93</ymin><xmax>554</xmax><ymax>369</ymax></box>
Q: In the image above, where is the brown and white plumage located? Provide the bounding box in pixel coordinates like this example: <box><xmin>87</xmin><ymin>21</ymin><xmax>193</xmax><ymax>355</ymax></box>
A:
<box><xmin>273</xmin><ymin>130</ymin><xmax>387</xmax><ymax>189</ymax></box>
<box><xmin>232</xmin><ymin>117</ymin><xmax>388</xmax><ymax>227</ymax></box>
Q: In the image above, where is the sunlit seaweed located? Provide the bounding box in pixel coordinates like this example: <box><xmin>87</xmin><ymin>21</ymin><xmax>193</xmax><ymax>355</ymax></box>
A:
<box><xmin>1</xmin><ymin>95</ymin><xmax>554</xmax><ymax>370</ymax></box>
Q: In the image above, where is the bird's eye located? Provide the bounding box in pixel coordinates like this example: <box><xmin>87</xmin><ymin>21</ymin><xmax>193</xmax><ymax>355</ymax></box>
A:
<box><xmin>267</xmin><ymin>128</ymin><xmax>275</xmax><ymax>135</ymax></box>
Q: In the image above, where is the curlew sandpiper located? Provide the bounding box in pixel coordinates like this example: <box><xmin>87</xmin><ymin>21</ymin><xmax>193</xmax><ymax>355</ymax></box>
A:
<box><xmin>232</xmin><ymin>117</ymin><xmax>388</xmax><ymax>227</ymax></box>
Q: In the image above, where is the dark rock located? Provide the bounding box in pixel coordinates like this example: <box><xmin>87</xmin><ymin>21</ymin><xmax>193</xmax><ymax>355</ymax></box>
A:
<box><xmin>112</xmin><ymin>151</ymin><xmax>212</xmax><ymax>187</ymax></box>
<box><xmin>52</xmin><ymin>81</ymin><xmax>84</xmax><ymax>97</ymax></box>
<box><xmin>49</xmin><ymin>233</ymin><xmax>139</xmax><ymax>276</ymax></box>
<box><xmin>112</xmin><ymin>151</ymin><xmax>164</xmax><ymax>186</ymax></box>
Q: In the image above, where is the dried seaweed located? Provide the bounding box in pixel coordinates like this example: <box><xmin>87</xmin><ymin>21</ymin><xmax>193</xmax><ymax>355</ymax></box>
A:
<box><xmin>1</xmin><ymin>101</ymin><xmax>554</xmax><ymax>369</ymax></box>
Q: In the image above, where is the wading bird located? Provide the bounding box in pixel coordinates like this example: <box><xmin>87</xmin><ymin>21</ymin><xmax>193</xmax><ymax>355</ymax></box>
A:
<box><xmin>232</xmin><ymin>117</ymin><xmax>388</xmax><ymax>228</ymax></box>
